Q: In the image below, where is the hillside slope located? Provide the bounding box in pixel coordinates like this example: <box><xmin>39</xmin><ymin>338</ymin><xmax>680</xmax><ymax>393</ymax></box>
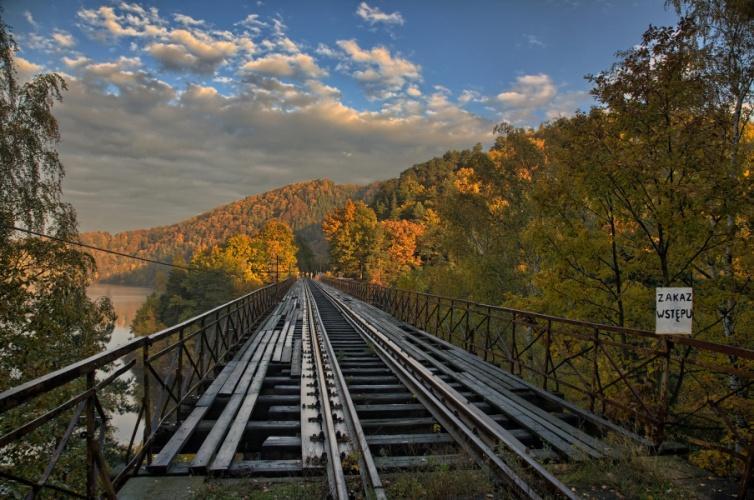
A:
<box><xmin>82</xmin><ymin>179</ymin><xmax>374</xmax><ymax>285</ymax></box>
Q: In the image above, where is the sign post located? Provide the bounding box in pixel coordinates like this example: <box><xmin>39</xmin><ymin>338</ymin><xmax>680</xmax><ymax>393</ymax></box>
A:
<box><xmin>655</xmin><ymin>287</ymin><xmax>693</xmax><ymax>335</ymax></box>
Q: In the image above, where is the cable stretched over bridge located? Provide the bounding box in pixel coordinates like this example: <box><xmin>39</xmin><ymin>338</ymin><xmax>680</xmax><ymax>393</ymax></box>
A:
<box><xmin>5</xmin><ymin>224</ymin><xmax>198</xmax><ymax>271</ymax></box>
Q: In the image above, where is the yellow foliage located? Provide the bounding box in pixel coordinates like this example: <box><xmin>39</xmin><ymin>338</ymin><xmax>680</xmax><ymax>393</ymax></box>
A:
<box><xmin>454</xmin><ymin>167</ymin><xmax>481</xmax><ymax>194</ymax></box>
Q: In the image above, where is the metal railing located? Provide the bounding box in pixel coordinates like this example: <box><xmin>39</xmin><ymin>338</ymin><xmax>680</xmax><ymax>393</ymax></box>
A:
<box><xmin>0</xmin><ymin>280</ymin><xmax>292</xmax><ymax>498</ymax></box>
<box><xmin>324</xmin><ymin>277</ymin><xmax>754</xmax><ymax>496</ymax></box>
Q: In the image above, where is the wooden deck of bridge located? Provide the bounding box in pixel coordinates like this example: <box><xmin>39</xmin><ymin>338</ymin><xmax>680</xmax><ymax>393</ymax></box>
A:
<box><xmin>142</xmin><ymin>280</ymin><xmax>641</xmax><ymax>482</ymax></box>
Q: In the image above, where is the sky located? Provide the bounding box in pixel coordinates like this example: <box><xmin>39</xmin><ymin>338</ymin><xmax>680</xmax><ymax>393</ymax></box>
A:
<box><xmin>3</xmin><ymin>0</ymin><xmax>679</xmax><ymax>233</ymax></box>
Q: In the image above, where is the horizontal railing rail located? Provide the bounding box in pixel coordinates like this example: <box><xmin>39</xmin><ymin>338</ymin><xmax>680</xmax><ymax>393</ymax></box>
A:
<box><xmin>323</xmin><ymin>277</ymin><xmax>754</xmax><ymax>497</ymax></box>
<box><xmin>0</xmin><ymin>279</ymin><xmax>293</xmax><ymax>499</ymax></box>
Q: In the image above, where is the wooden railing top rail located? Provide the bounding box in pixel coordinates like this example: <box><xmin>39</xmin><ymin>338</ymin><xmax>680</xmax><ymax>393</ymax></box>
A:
<box><xmin>0</xmin><ymin>281</ymin><xmax>284</xmax><ymax>413</ymax></box>
<box><xmin>331</xmin><ymin>278</ymin><xmax>754</xmax><ymax>360</ymax></box>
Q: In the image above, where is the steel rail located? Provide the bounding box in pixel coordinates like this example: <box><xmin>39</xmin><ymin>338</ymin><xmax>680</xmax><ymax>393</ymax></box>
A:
<box><xmin>304</xmin><ymin>287</ymin><xmax>349</xmax><ymax>500</ymax></box>
<box><xmin>316</xmin><ymin>281</ymin><xmax>578</xmax><ymax>500</ymax></box>
<box><xmin>305</xmin><ymin>280</ymin><xmax>387</xmax><ymax>500</ymax></box>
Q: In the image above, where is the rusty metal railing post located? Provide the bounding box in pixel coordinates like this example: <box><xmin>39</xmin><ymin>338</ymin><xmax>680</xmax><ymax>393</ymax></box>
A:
<box><xmin>434</xmin><ymin>296</ymin><xmax>440</xmax><ymax>337</ymax></box>
<box><xmin>738</xmin><ymin>439</ymin><xmax>754</xmax><ymax>499</ymax></box>
<box><xmin>198</xmin><ymin>316</ymin><xmax>206</xmax><ymax>378</ymax></box>
<box><xmin>484</xmin><ymin>306</ymin><xmax>492</xmax><ymax>362</ymax></box>
<box><xmin>654</xmin><ymin>337</ymin><xmax>673</xmax><ymax>446</ymax></box>
<box><xmin>86</xmin><ymin>371</ymin><xmax>96</xmax><ymax>499</ymax></box>
<box><xmin>142</xmin><ymin>340</ymin><xmax>152</xmax><ymax>465</ymax></box>
<box><xmin>213</xmin><ymin>310</ymin><xmax>221</xmax><ymax>364</ymax></box>
<box><xmin>413</xmin><ymin>291</ymin><xmax>419</xmax><ymax>324</ymax></box>
<box><xmin>465</xmin><ymin>302</ymin><xmax>472</xmax><ymax>354</ymax></box>
<box><xmin>176</xmin><ymin>327</ymin><xmax>184</xmax><ymax>424</ymax></box>
<box><xmin>543</xmin><ymin>320</ymin><xmax>552</xmax><ymax>390</ymax></box>
<box><xmin>591</xmin><ymin>328</ymin><xmax>599</xmax><ymax>413</ymax></box>
<box><xmin>510</xmin><ymin>312</ymin><xmax>517</xmax><ymax>374</ymax></box>
<box><xmin>449</xmin><ymin>300</ymin><xmax>455</xmax><ymax>343</ymax></box>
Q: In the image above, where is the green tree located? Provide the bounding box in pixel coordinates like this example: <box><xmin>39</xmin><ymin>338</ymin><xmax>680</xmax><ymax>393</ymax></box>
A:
<box><xmin>0</xmin><ymin>17</ymin><xmax>116</xmax><ymax>496</ymax></box>
<box><xmin>669</xmin><ymin>0</ymin><xmax>754</xmax><ymax>353</ymax></box>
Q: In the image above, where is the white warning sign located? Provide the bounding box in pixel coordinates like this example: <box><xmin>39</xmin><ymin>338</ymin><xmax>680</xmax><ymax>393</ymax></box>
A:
<box><xmin>655</xmin><ymin>287</ymin><xmax>693</xmax><ymax>335</ymax></box>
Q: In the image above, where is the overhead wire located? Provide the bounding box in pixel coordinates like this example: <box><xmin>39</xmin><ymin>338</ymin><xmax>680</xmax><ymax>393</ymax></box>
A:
<box><xmin>6</xmin><ymin>225</ymin><xmax>198</xmax><ymax>270</ymax></box>
<box><xmin>6</xmin><ymin>224</ymin><xmax>286</xmax><ymax>276</ymax></box>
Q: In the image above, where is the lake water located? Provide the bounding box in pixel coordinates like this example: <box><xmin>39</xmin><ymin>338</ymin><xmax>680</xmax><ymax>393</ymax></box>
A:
<box><xmin>87</xmin><ymin>284</ymin><xmax>153</xmax><ymax>350</ymax></box>
<box><xmin>87</xmin><ymin>284</ymin><xmax>152</xmax><ymax>443</ymax></box>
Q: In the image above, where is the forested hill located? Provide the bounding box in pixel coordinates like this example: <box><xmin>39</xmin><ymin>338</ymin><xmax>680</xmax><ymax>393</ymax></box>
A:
<box><xmin>81</xmin><ymin>179</ymin><xmax>375</xmax><ymax>285</ymax></box>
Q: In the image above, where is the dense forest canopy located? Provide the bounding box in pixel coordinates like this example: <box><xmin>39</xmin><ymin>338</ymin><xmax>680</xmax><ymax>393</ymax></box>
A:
<box><xmin>132</xmin><ymin>219</ymin><xmax>299</xmax><ymax>334</ymax></box>
<box><xmin>319</xmin><ymin>5</ymin><xmax>753</xmax><ymax>474</ymax></box>
<box><xmin>323</xmin><ymin>10</ymin><xmax>754</xmax><ymax>348</ymax></box>
<box><xmin>81</xmin><ymin>179</ymin><xmax>374</xmax><ymax>285</ymax></box>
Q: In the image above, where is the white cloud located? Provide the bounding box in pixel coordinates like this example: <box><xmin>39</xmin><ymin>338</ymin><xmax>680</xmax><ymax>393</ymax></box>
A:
<box><xmin>406</xmin><ymin>86</ymin><xmax>421</xmax><ymax>97</ymax></box>
<box><xmin>63</xmin><ymin>55</ymin><xmax>90</xmax><ymax>68</ymax></box>
<box><xmin>356</xmin><ymin>2</ymin><xmax>404</xmax><ymax>26</ymax></box>
<box><xmin>497</xmin><ymin>73</ymin><xmax>556</xmax><ymax>107</ymax></box>
<box><xmin>315</xmin><ymin>43</ymin><xmax>336</xmax><ymax>58</ymax></box>
<box><xmin>494</xmin><ymin>73</ymin><xmax>590</xmax><ymax>124</ymax></box>
<box><xmin>23</xmin><ymin>11</ymin><xmax>38</xmax><ymax>29</ymax></box>
<box><xmin>307</xmin><ymin>79</ymin><xmax>341</xmax><ymax>98</ymax></box>
<box><xmin>147</xmin><ymin>29</ymin><xmax>240</xmax><ymax>73</ymax></box>
<box><xmin>77</xmin><ymin>4</ymin><xmax>167</xmax><ymax>38</ymax></box>
<box><xmin>336</xmin><ymin>39</ymin><xmax>420</xmax><ymax>99</ymax></box>
<box><xmin>174</xmin><ymin>13</ymin><xmax>205</xmax><ymax>27</ymax></box>
<box><xmin>235</xmin><ymin>14</ymin><xmax>267</xmax><ymax>35</ymax></box>
<box><xmin>78</xmin><ymin>4</ymin><xmax>253</xmax><ymax>74</ymax></box>
<box><xmin>525</xmin><ymin>34</ymin><xmax>545</xmax><ymax>48</ymax></box>
<box><xmin>183</xmin><ymin>83</ymin><xmax>220</xmax><ymax>100</ymax></box>
<box><xmin>241</xmin><ymin>53</ymin><xmax>326</xmax><ymax>79</ymax></box>
<box><xmin>16</xmin><ymin>56</ymin><xmax>42</xmax><ymax>80</ymax></box>
<box><xmin>55</xmin><ymin>55</ymin><xmax>490</xmax><ymax>231</ymax></box>
<box><xmin>458</xmin><ymin>89</ymin><xmax>481</xmax><ymax>104</ymax></box>
<box><xmin>52</xmin><ymin>30</ymin><xmax>76</xmax><ymax>48</ymax></box>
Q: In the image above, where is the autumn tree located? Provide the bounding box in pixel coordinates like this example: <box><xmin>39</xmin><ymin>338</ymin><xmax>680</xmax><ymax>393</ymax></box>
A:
<box><xmin>133</xmin><ymin>220</ymin><xmax>299</xmax><ymax>333</ymax></box>
<box><xmin>369</xmin><ymin>219</ymin><xmax>425</xmax><ymax>285</ymax></box>
<box><xmin>323</xmin><ymin>200</ymin><xmax>379</xmax><ymax>279</ymax></box>
<box><xmin>668</xmin><ymin>0</ymin><xmax>754</xmax><ymax>351</ymax></box>
<box><xmin>257</xmin><ymin>219</ymin><xmax>298</xmax><ymax>280</ymax></box>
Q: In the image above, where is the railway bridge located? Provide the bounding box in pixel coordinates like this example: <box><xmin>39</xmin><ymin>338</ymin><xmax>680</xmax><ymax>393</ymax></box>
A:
<box><xmin>1</xmin><ymin>278</ymin><xmax>752</xmax><ymax>498</ymax></box>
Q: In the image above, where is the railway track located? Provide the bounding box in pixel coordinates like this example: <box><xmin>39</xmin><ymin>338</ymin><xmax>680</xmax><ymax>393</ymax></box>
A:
<box><xmin>144</xmin><ymin>279</ymin><xmax>639</xmax><ymax>498</ymax></box>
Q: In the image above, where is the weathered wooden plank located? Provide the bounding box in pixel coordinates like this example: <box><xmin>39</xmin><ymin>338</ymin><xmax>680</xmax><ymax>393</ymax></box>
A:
<box><xmin>333</xmin><ymin>285</ymin><xmax>626</xmax><ymax>457</ymax></box>
<box><xmin>190</xmin><ymin>393</ymin><xmax>243</xmax><ymax>472</ymax></box>
<box><xmin>148</xmin><ymin>406</ymin><xmax>209</xmax><ymax>473</ymax></box>
<box><xmin>272</xmin><ymin>319</ymin><xmax>291</xmax><ymax>362</ymax></box>
<box><xmin>366</xmin><ymin>433</ymin><xmax>453</xmax><ymax>446</ymax></box>
<box><xmin>196</xmin><ymin>362</ymin><xmax>236</xmax><ymax>407</ymax></box>
<box><xmin>457</xmin><ymin>373</ymin><xmax>581</xmax><ymax>459</ymax></box>
<box><xmin>281</xmin><ymin>314</ymin><xmax>298</xmax><ymax>363</ymax></box>
<box><xmin>192</xmin><ymin>419</ymin><xmax>299</xmax><ymax>434</ymax></box>
<box><xmin>209</xmin><ymin>329</ymin><xmax>281</xmax><ymax>471</ymax></box>
<box><xmin>354</xmin><ymin>297</ymin><xmax>602</xmax><ymax>458</ymax></box>
<box><xmin>228</xmin><ymin>459</ymin><xmax>303</xmax><ymax>475</ymax></box>
<box><xmin>222</xmin><ymin>329</ymin><xmax>274</xmax><ymax>396</ymax></box>
<box><xmin>218</xmin><ymin>329</ymin><xmax>271</xmax><ymax>396</ymax></box>
<box><xmin>374</xmin><ymin>454</ymin><xmax>461</xmax><ymax>470</ymax></box>
<box><xmin>458</xmin><ymin>372</ymin><xmax>610</xmax><ymax>459</ymax></box>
